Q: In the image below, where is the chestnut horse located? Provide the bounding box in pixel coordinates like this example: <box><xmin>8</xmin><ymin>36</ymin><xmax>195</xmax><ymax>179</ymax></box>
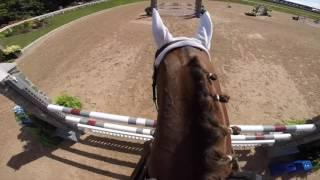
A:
<box><xmin>147</xmin><ymin>9</ymin><xmax>237</xmax><ymax>180</ymax></box>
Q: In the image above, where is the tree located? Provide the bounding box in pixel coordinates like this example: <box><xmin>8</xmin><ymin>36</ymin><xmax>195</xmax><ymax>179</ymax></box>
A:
<box><xmin>0</xmin><ymin>0</ymin><xmax>81</xmax><ymax>27</ymax></box>
<box><xmin>0</xmin><ymin>2</ymin><xmax>9</xmax><ymax>26</ymax></box>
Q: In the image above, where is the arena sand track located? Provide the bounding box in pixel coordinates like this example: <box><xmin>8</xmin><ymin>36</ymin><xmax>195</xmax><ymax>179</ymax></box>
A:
<box><xmin>0</xmin><ymin>1</ymin><xmax>320</xmax><ymax>179</ymax></box>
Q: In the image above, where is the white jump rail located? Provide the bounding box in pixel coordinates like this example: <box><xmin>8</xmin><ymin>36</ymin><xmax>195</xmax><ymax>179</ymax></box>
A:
<box><xmin>48</xmin><ymin>104</ymin><xmax>157</xmax><ymax>127</ymax></box>
<box><xmin>232</xmin><ymin>124</ymin><xmax>316</xmax><ymax>133</ymax></box>
<box><xmin>78</xmin><ymin>123</ymin><xmax>277</xmax><ymax>147</ymax></box>
<box><xmin>49</xmin><ymin>104</ymin><xmax>317</xmax><ymax>133</ymax></box>
<box><xmin>78</xmin><ymin>124</ymin><xmax>154</xmax><ymax>141</ymax></box>
<box><xmin>65</xmin><ymin>115</ymin><xmax>155</xmax><ymax>136</ymax></box>
<box><xmin>73</xmin><ymin>117</ymin><xmax>292</xmax><ymax>141</ymax></box>
<box><xmin>0</xmin><ymin>0</ymin><xmax>109</xmax><ymax>33</ymax></box>
<box><xmin>231</xmin><ymin>140</ymin><xmax>275</xmax><ymax>146</ymax></box>
<box><xmin>231</xmin><ymin>134</ymin><xmax>291</xmax><ymax>141</ymax></box>
<box><xmin>65</xmin><ymin>113</ymin><xmax>292</xmax><ymax>141</ymax></box>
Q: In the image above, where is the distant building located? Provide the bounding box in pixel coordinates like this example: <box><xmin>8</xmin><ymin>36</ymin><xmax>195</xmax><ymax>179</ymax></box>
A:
<box><xmin>312</xmin><ymin>8</ymin><xmax>320</xmax><ymax>13</ymax></box>
<box><xmin>270</xmin><ymin>0</ymin><xmax>320</xmax><ymax>14</ymax></box>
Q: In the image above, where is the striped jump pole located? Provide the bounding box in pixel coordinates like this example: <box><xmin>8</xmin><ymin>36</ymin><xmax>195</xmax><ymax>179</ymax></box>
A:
<box><xmin>231</xmin><ymin>124</ymin><xmax>316</xmax><ymax>133</ymax></box>
<box><xmin>78</xmin><ymin>123</ymin><xmax>275</xmax><ymax>146</ymax></box>
<box><xmin>65</xmin><ymin>115</ymin><xmax>155</xmax><ymax>136</ymax></box>
<box><xmin>78</xmin><ymin>124</ymin><xmax>153</xmax><ymax>141</ymax></box>
<box><xmin>47</xmin><ymin>104</ymin><xmax>157</xmax><ymax>128</ymax></box>
<box><xmin>231</xmin><ymin>134</ymin><xmax>291</xmax><ymax>141</ymax></box>
<box><xmin>67</xmin><ymin>114</ymin><xmax>291</xmax><ymax>141</ymax></box>
<box><xmin>232</xmin><ymin>140</ymin><xmax>275</xmax><ymax>146</ymax></box>
<box><xmin>48</xmin><ymin>104</ymin><xmax>317</xmax><ymax>135</ymax></box>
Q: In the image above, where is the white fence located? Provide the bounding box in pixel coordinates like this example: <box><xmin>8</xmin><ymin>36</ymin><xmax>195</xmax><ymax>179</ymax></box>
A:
<box><xmin>0</xmin><ymin>0</ymin><xmax>109</xmax><ymax>33</ymax></box>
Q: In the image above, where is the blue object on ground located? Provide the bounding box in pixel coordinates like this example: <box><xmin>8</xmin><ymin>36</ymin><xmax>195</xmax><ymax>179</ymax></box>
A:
<box><xmin>269</xmin><ymin>160</ymin><xmax>313</xmax><ymax>176</ymax></box>
<box><xmin>13</xmin><ymin>105</ymin><xmax>33</xmax><ymax>125</ymax></box>
<box><xmin>21</xmin><ymin>118</ymin><xmax>33</xmax><ymax>125</ymax></box>
<box><xmin>13</xmin><ymin>105</ymin><xmax>24</xmax><ymax>114</ymax></box>
<box><xmin>269</xmin><ymin>162</ymin><xmax>296</xmax><ymax>176</ymax></box>
<box><xmin>294</xmin><ymin>160</ymin><xmax>313</xmax><ymax>172</ymax></box>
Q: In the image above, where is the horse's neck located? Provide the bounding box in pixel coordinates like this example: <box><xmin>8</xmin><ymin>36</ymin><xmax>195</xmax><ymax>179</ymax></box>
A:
<box><xmin>149</xmin><ymin>48</ymin><xmax>211</xmax><ymax>179</ymax></box>
<box><xmin>150</xmin><ymin>48</ymin><xmax>196</xmax><ymax>179</ymax></box>
<box><xmin>149</xmin><ymin>47</ymin><xmax>234</xmax><ymax>179</ymax></box>
<box><xmin>154</xmin><ymin>50</ymin><xmax>196</xmax><ymax>154</ymax></box>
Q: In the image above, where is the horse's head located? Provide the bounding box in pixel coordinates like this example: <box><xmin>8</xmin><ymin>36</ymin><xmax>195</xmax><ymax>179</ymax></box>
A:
<box><xmin>149</xmin><ymin>9</ymin><xmax>236</xmax><ymax>180</ymax></box>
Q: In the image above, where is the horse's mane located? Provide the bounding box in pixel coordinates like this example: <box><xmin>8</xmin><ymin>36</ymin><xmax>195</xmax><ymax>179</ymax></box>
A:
<box><xmin>189</xmin><ymin>57</ymin><xmax>231</xmax><ymax>179</ymax></box>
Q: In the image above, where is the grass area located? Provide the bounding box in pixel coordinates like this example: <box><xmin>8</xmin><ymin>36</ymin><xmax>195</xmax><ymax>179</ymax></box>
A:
<box><xmin>282</xmin><ymin>119</ymin><xmax>306</xmax><ymax>125</ymax></box>
<box><xmin>215</xmin><ymin>0</ymin><xmax>320</xmax><ymax>20</ymax></box>
<box><xmin>313</xmin><ymin>159</ymin><xmax>320</xmax><ymax>171</ymax></box>
<box><xmin>2</xmin><ymin>0</ymin><xmax>319</xmax><ymax>48</ymax></box>
<box><xmin>0</xmin><ymin>0</ymin><xmax>145</xmax><ymax>48</ymax></box>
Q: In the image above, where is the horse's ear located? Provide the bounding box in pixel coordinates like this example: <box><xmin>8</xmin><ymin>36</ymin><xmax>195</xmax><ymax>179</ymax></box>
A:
<box><xmin>194</xmin><ymin>11</ymin><xmax>213</xmax><ymax>50</ymax></box>
<box><xmin>152</xmin><ymin>8</ymin><xmax>174</xmax><ymax>48</ymax></box>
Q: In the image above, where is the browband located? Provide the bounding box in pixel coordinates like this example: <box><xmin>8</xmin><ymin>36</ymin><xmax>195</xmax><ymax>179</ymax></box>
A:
<box><xmin>155</xmin><ymin>40</ymin><xmax>184</xmax><ymax>59</ymax></box>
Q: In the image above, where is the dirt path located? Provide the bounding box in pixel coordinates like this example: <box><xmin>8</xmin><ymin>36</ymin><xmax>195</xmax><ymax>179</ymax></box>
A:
<box><xmin>0</xmin><ymin>1</ymin><xmax>319</xmax><ymax>179</ymax></box>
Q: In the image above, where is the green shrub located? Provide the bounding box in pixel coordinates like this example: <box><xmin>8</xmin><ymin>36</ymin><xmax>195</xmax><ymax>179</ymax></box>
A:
<box><xmin>54</xmin><ymin>93</ymin><xmax>82</xmax><ymax>109</ymax></box>
<box><xmin>1</xmin><ymin>19</ymin><xmax>48</xmax><ymax>38</ymax></box>
<box><xmin>2</xmin><ymin>45</ymin><xmax>21</xmax><ymax>61</ymax></box>
<box><xmin>3</xmin><ymin>44</ymin><xmax>21</xmax><ymax>55</ymax></box>
<box><xmin>2</xmin><ymin>28</ymin><xmax>14</xmax><ymax>37</ymax></box>
<box><xmin>31</xmin><ymin>19</ymin><xmax>48</xmax><ymax>29</ymax></box>
<box><xmin>313</xmin><ymin>159</ymin><xmax>320</xmax><ymax>171</ymax></box>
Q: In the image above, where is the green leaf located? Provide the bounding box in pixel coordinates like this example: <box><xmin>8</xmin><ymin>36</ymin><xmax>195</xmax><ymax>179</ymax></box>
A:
<box><xmin>54</xmin><ymin>93</ymin><xmax>82</xmax><ymax>109</ymax></box>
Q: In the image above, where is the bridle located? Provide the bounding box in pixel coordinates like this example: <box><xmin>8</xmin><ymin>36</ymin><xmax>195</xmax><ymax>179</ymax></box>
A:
<box><xmin>152</xmin><ymin>40</ymin><xmax>184</xmax><ymax>111</ymax></box>
<box><xmin>152</xmin><ymin>40</ymin><xmax>231</xmax><ymax>111</ymax></box>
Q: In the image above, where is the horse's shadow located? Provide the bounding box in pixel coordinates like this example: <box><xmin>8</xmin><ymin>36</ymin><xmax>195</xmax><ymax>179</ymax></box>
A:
<box><xmin>237</xmin><ymin>147</ymin><xmax>310</xmax><ymax>179</ymax></box>
<box><xmin>237</xmin><ymin>147</ymin><xmax>268</xmax><ymax>175</ymax></box>
<box><xmin>7</xmin><ymin>126</ymin><xmax>143</xmax><ymax>179</ymax></box>
<box><xmin>136</xmin><ymin>14</ymin><xmax>150</xmax><ymax>20</ymax></box>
